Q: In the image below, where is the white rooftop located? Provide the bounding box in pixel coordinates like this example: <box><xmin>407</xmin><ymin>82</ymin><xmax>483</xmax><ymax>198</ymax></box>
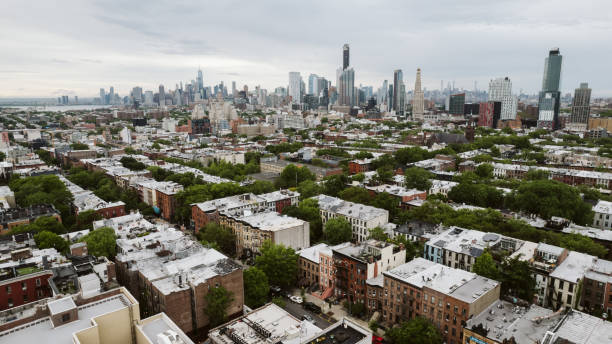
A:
<box><xmin>549</xmin><ymin>251</ymin><xmax>596</xmax><ymax>283</ymax></box>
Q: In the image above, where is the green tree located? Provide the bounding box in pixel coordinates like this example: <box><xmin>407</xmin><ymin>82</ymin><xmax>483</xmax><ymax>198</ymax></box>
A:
<box><xmin>80</xmin><ymin>227</ymin><xmax>116</xmax><ymax>258</ymax></box>
<box><xmin>475</xmin><ymin>163</ymin><xmax>494</xmax><ymax>179</ymax></box>
<box><xmin>374</xmin><ymin>167</ymin><xmax>394</xmax><ymax>185</ymax></box>
<box><xmin>283</xmin><ymin>198</ymin><xmax>323</xmax><ymax>242</ymax></box>
<box><xmin>324</xmin><ymin>217</ymin><xmax>352</xmax><ymax>244</ymax></box>
<box><xmin>499</xmin><ymin>256</ymin><xmax>536</xmax><ymax>301</ymax></box>
<box><xmin>322</xmin><ymin>174</ymin><xmax>349</xmax><ymax>197</ymax></box>
<box><xmin>507</xmin><ymin>179</ymin><xmax>593</xmax><ymax>224</ymax></box>
<box><xmin>525</xmin><ymin>169</ymin><xmax>549</xmax><ymax>181</ymax></box>
<box><xmin>74</xmin><ymin>210</ymin><xmax>102</xmax><ymax>231</ymax></box>
<box><xmin>197</xmin><ymin>223</ymin><xmax>236</xmax><ymax>256</ymax></box>
<box><xmin>297</xmin><ymin>180</ymin><xmax>324</xmax><ymax>199</ymax></box>
<box><xmin>255</xmin><ymin>241</ymin><xmax>298</xmax><ymax>288</ymax></box>
<box><xmin>394</xmin><ymin>147</ymin><xmax>431</xmax><ymax>165</ymax></box>
<box><xmin>276</xmin><ymin>164</ymin><xmax>316</xmax><ymax>188</ymax></box>
<box><xmin>403</xmin><ymin>167</ymin><xmax>433</xmax><ymax>190</ymax></box>
<box><xmin>205</xmin><ymin>286</ymin><xmax>234</xmax><ymax>327</ymax></box>
<box><xmin>70</xmin><ymin>142</ymin><xmax>89</xmax><ymax>150</ymax></box>
<box><xmin>368</xmin><ymin>227</ymin><xmax>389</xmax><ymax>241</ymax></box>
<box><xmin>472</xmin><ymin>250</ymin><xmax>499</xmax><ymax>280</ymax></box>
<box><xmin>119</xmin><ymin>156</ymin><xmax>146</xmax><ymax>171</ymax></box>
<box><xmin>338</xmin><ymin>187</ymin><xmax>371</xmax><ymax>204</ymax></box>
<box><xmin>386</xmin><ymin>317</ymin><xmax>443</xmax><ymax>344</ymax></box>
<box><xmin>372</xmin><ymin>192</ymin><xmax>400</xmax><ymax>219</ymax></box>
<box><xmin>244</xmin><ymin>267</ymin><xmax>269</xmax><ymax>309</ymax></box>
<box><xmin>34</xmin><ymin>231</ymin><xmax>69</xmax><ymax>252</ymax></box>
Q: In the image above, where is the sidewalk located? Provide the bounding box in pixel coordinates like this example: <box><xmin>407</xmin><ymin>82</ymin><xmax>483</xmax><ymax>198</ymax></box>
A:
<box><xmin>299</xmin><ymin>290</ymin><xmax>371</xmax><ymax>330</ymax></box>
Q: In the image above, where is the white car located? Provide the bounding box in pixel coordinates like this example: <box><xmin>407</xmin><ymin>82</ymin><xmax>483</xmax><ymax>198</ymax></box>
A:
<box><xmin>290</xmin><ymin>295</ymin><xmax>303</xmax><ymax>304</ymax></box>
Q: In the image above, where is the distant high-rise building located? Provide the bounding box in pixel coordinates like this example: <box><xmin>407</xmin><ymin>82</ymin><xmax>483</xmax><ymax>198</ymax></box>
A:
<box><xmin>488</xmin><ymin>77</ymin><xmax>517</xmax><ymax>121</ymax></box>
<box><xmin>74</xmin><ymin>96</ymin><xmax>78</xmax><ymax>104</ymax></box>
<box><xmin>144</xmin><ymin>91</ymin><xmax>154</xmax><ymax>106</ymax></box>
<box><xmin>337</xmin><ymin>68</ymin><xmax>355</xmax><ymax>106</ymax></box>
<box><xmin>109</xmin><ymin>86</ymin><xmax>115</xmax><ymax>103</ymax></box>
<box><xmin>449</xmin><ymin>93</ymin><xmax>465</xmax><ymax>115</ymax></box>
<box><xmin>537</xmin><ymin>48</ymin><xmax>563</xmax><ymax>129</ymax></box>
<box><xmin>197</xmin><ymin>68</ymin><xmax>204</xmax><ymax>91</ymax></box>
<box><xmin>288</xmin><ymin>72</ymin><xmax>302</xmax><ymax>104</ymax></box>
<box><xmin>131</xmin><ymin>86</ymin><xmax>143</xmax><ymax>104</ymax></box>
<box><xmin>569</xmin><ymin>83</ymin><xmax>592</xmax><ymax>128</ymax></box>
<box><xmin>343</xmin><ymin>44</ymin><xmax>350</xmax><ymax>70</ymax></box>
<box><xmin>158</xmin><ymin>85</ymin><xmax>166</xmax><ymax>107</ymax></box>
<box><xmin>393</xmin><ymin>69</ymin><xmax>403</xmax><ymax>114</ymax></box>
<box><xmin>99</xmin><ymin>88</ymin><xmax>105</xmax><ymax>105</ymax></box>
<box><xmin>232</xmin><ymin>81</ymin><xmax>237</xmax><ymax>97</ymax></box>
<box><xmin>308</xmin><ymin>74</ymin><xmax>319</xmax><ymax>95</ymax></box>
<box><xmin>413</xmin><ymin>68</ymin><xmax>425</xmax><ymax>120</ymax></box>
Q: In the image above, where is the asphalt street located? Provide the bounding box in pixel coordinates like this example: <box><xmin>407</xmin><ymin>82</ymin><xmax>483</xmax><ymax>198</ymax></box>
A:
<box><xmin>282</xmin><ymin>297</ymin><xmax>334</xmax><ymax>330</ymax></box>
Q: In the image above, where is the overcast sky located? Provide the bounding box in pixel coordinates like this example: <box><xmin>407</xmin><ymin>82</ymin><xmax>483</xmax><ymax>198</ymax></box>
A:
<box><xmin>1</xmin><ymin>0</ymin><xmax>611</xmax><ymax>98</ymax></box>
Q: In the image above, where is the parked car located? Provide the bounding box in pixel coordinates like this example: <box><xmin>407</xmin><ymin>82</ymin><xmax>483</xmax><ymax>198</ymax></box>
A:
<box><xmin>301</xmin><ymin>314</ymin><xmax>314</xmax><ymax>322</ymax></box>
<box><xmin>303</xmin><ymin>302</ymin><xmax>322</xmax><ymax>314</ymax></box>
<box><xmin>270</xmin><ymin>285</ymin><xmax>282</xmax><ymax>294</ymax></box>
<box><xmin>290</xmin><ymin>295</ymin><xmax>303</xmax><ymax>304</ymax></box>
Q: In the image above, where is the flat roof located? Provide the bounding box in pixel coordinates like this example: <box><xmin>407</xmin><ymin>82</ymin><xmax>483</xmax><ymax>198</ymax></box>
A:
<box><xmin>0</xmin><ymin>294</ymin><xmax>130</xmax><ymax>344</ymax></box>
<box><xmin>139</xmin><ymin>313</ymin><xmax>194</xmax><ymax>344</ymax></box>
<box><xmin>466</xmin><ymin>300</ymin><xmax>558</xmax><ymax>344</ymax></box>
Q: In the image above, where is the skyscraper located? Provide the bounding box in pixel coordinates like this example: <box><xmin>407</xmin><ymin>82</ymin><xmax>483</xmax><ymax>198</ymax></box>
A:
<box><xmin>308</xmin><ymin>74</ymin><xmax>319</xmax><ymax>95</ymax></box>
<box><xmin>537</xmin><ymin>48</ymin><xmax>563</xmax><ymax>129</ymax></box>
<box><xmin>569</xmin><ymin>83</ymin><xmax>592</xmax><ymax>130</ymax></box>
<box><xmin>197</xmin><ymin>69</ymin><xmax>204</xmax><ymax>91</ymax></box>
<box><xmin>393</xmin><ymin>69</ymin><xmax>403</xmax><ymax>114</ymax></box>
<box><xmin>449</xmin><ymin>93</ymin><xmax>465</xmax><ymax>115</ymax></box>
<box><xmin>412</xmin><ymin>68</ymin><xmax>425</xmax><ymax>120</ymax></box>
<box><xmin>99</xmin><ymin>88</ymin><xmax>105</xmax><ymax>105</ymax></box>
<box><xmin>159</xmin><ymin>85</ymin><xmax>166</xmax><ymax>107</ymax></box>
<box><xmin>488</xmin><ymin>77</ymin><xmax>517</xmax><ymax>121</ymax></box>
<box><xmin>343</xmin><ymin>44</ymin><xmax>349</xmax><ymax>70</ymax></box>
<box><xmin>288</xmin><ymin>72</ymin><xmax>302</xmax><ymax>104</ymax></box>
<box><xmin>337</xmin><ymin>68</ymin><xmax>355</xmax><ymax>106</ymax></box>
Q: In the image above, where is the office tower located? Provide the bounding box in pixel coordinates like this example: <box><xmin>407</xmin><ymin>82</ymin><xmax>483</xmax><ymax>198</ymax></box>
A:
<box><xmin>488</xmin><ymin>77</ymin><xmax>517</xmax><ymax>121</ymax></box>
<box><xmin>569</xmin><ymin>83</ymin><xmax>592</xmax><ymax>129</ymax></box>
<box><xmin>158</xmin><ymin>85</ymin><xmax>165</xmax><ymax>107</ymax></box>
<box><xmin>449</xmin><ymin>93</ymin><xmax>465</xmax><ymax>115</ymax></box>
<box><xmin>537</xmin><ymin>48</ymin><xmax>563</xmax><ymax>129</ymax></box>
<box><xmin>109</xmin><ymin>86</ymin><xmax>115</xmax><ymax>103</ymax></box>
<box><xmin>288</xmin><ymin>72</ymin><xmax>302</xmax><ymax>104</ymax></box>
<box><xmin>232</xmin><ymin>81</ymin><xmax>237</xmax><ymax>97</ymax></box>
<box><xmin>131</xmin><ymin>86</ymin><xmax>143</xmax><ymax>104</ymax></box>
<box><xmin>379</xmin><ymin>80</ymin><xmax>388</xmax><ymax>110</ymax></box>
<box><xmin>308</xmin><ymin>74</ymin><xmax>319</xmax><ymax>95</ymax></box>
<box><xmin>388</xmin><ymin>84</ymin><xmax>393</xmax><ymax>111</ymax></box>
<box><xmin>337</xmin><ymin>68</ymin><xmax>355</xmax><ymax>106</ymax></box>
<box><xmin>99</xmin><ymin>88</ymin><xmax>105</xmax><ymax>105</ymax></box>
<box><xmin>393</xmin><ymin>69</ymin><xmax>402</xmax><ymax>112</ymax></box>
<box><xmin>197</xmin><ymin>68</ymin><xmax>204</xmax><ymax>91</ymax></box>
<box><xmin>413</xmin><ymin>68</ymin><xmax>425</xmax><ymax>120</ymax></box>
<box><xmin>343</xmin><ymin>43</ymin><xmax>349</xmax><ymax>70</ymax></box>
<box><xmin>144</xmin><ymin>91</ymin><xmax>154</xmax><ymax>106</ymax></box>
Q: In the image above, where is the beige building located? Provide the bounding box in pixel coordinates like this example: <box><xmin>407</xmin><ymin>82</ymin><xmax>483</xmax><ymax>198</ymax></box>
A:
<box><xmin>313</xmin><ymin>194</ymin><xmax>389</xmax><ymax>242</ymax></box>
<box><xmin>0</xmin><ymin>287</ymin><xmax>194</xmax><ymax>344</ymax></box>
<box><xmin>236</xmin><ymin>123</ymin><xmax>276</xmax><ymax>137</ymax></box>
<box><xmin>219</xmin><ymin>209</ymin><xmax>309</xmax><ymax>257</ymax></box>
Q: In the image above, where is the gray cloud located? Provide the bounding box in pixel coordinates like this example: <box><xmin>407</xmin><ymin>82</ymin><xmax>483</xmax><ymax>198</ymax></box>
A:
<box><xmin>0</xmin><ymin>0</ymin><xmax>611</xmax><ymax>97</ymax></box>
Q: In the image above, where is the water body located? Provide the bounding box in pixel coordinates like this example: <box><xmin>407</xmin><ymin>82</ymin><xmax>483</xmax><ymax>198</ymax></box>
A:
<box><xmin>5</xmin><ymin>105</ymin><xmax>113</xmax><ymax>112</ymax></box>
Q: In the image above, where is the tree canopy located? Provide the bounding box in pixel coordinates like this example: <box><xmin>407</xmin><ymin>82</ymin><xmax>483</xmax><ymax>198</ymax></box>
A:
<box><xmin>80</xmin><ymin>226</ymin><xmax>116</xmax><ymax>258</ymax></box>
<box><xmin>244</xmin><ymin>267</ymin><xmax>269</xmax><ymax>309</ymax></box>
<box><xmin>34</xmin><ymin>231</ymin><xmax>69</xmax><ymax>253</ymax></box>
<box><xmin>282</xmin><ymin>198</ymin><xmax>323</xmax><ymax>243</ymax></box>
<box><xmin>386</xmin><ymin>317</ymin><xmax>443</xmax><ymax>344</ymax></box>
<box><xmin>197</xmin><ymin>223</ymin><xmax>236</xmax><ymax>256</ymax></box>
<box><xmin>255</xmin><ymin>241</ymin><xmax>298</xmax><ymax>288</ymax></box>
<box><xmin>276</xmin><ymin>164</ymin><xmax>316</xmax><ymax>188</ymax></box>
<box><xmin>205</xmin><ymin>286</ymin><xmax>234</xmax><ymax>327</ymax></box>
<box><xmin>324</xmin><ymin>217</ymin><xmax>352</xmax><ymax>244</ymax></box>
<box><xmin>403</xmin><ymin>167</ymin><xmax>433</xmax><ymax>191</ymax></box>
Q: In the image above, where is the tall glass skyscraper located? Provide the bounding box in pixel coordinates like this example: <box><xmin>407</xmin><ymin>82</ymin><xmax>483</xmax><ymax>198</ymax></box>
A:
<box><xmin>343</xmin><ymin>44</ymin><xmax>350</xmax><ymax>70</ymax></box>
<box><xmin>537</xmin><ymin>48</ymin><xmax>562</xmax><ymax>129</ymax></box>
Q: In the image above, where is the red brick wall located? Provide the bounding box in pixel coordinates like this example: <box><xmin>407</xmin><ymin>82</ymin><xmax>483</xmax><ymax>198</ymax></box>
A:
<box><xmin>0</xmin><ymin>272</ymin><xmax>53</xmax><ymax>310</ymax></box>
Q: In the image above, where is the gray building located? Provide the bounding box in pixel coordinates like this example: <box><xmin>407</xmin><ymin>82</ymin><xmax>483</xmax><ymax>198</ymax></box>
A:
<box><xmin>569</xmin><ymin>82</ymin><xmax>592</xmax><ymax>127</ymax></box>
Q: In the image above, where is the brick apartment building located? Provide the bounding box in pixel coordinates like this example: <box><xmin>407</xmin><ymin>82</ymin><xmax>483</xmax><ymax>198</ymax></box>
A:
<box><xmin>380</xmin><ymin>258</ymin><xmax>501</xmax><ymax>344</ymax></box>
<box><xmin>0</xmin><ymin>204</ymin><xmax>61</xmax><ymax>235</ymax></box>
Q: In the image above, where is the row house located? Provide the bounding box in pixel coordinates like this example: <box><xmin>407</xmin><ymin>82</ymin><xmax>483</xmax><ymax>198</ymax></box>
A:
<box><xmin>380</xmin><ymin>258</ymin><xmax>501</xmax><ymax>344</ymax></box>
<box><xmin>332</xmin><ymin>240</ymin><xmax>405</xmax><ymax>304</ymax></box>
<box><xmin>348</xmin><ymin>158</ymin><xmax>374</xmax><ymax>175</ymax></box>
<box><xmin>191</xmin><ymin>190</ymin><xmax>299</xmax><ymax>233</ymax></box>
<box><xmin>219</xmin><ymin>208</ymin><xmax>309</xmax><ymax>258</ymax></box>
<box><xmin>313</xmin><ymin>194</ymin><xmax>389</xmax><ymax>243</ymax></box>
<box><xmin>365</xmin><ymin>184</ymin><xmax>427</xmax><ymax>210</ymax></box>
<box><xmin>580</xmin><ymin>258</ymin><xmax>612</xmax><ymax>318</ymax></box>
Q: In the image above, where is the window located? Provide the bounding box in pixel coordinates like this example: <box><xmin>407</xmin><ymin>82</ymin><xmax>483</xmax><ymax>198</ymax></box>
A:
<box><xmin>23</xmin><ymin>294</ymin><xmax>28</xmax><ymax>302</ymax></box>
<box><xmin>568</xmin><ymin>284</ymin><xmax>573</xmax><ymax>293</ymax></box>
<box><xmin>567</xmin><ymin>295</ymin><xmax>572</xmax><ymax>305</ymax></box>
<box><xmin>62</xmin><ymin>313</ymin><xmax>71</xmax><ymax>323</ymax></box>
<box><xmin>36</xmin><ymin>278</ymin><xmax>41</xmax><ymax>286</ymax></box>
<box><xmin>5</xmin><ymin>286</ymin><xmax>10</xmax><ymax>294</ymax></box>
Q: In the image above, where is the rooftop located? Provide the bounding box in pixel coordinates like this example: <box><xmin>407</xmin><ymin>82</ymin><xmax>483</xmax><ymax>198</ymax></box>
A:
<box><xmin>313</xmin><ymin>194</ymin><xmax>388</xmax><ymax>221</ymax></box>
<box><xmin>466</xmin><ymin>300</ymin><xmax>559</xmax><ymax>344</ymax></box>
<box><xmin>547</xmin><ymin>309</ymin><xmax>612</xmax><ymax>344</ymax></box>
<box><xmin>549</xmin><ymin>251</ymin><xmax>596</xmax><ymax>283</ymax></box>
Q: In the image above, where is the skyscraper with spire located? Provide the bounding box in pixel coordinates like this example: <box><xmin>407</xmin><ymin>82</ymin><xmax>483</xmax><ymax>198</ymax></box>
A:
<box><xmin>413</xmin><ymin>68</ymin><xmax>425</xmax><ymax>120</ymax></box>
<box><xmin>343</xmin><ymin>44</ymin><xmax>350</xmax><ymax>70</ymax></box>
<box><xmin>197</xmin><ymin>68</ymin><xmax>204</xmax><ymax>92</ymax></box>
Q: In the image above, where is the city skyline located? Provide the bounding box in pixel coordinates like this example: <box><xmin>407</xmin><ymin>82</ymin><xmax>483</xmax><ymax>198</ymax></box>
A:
<box><xmin>1</xmin><ymin>0</ymin><xmax>611</xmax><ymax>98</ymax></box>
